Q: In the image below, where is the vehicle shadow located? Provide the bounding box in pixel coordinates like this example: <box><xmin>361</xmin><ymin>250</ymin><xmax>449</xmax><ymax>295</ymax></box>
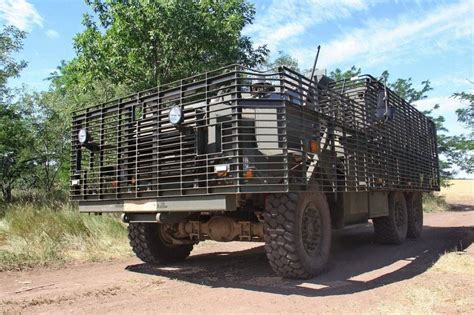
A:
<box><xmin>448</xmin><ymin>204</ymin><xmax>474</xmax><ymax>212</ymax></box>
<box><xmin>126</xmin><ymin>221</ymin><xmax>474</xmax><ymax>297</ymax></box>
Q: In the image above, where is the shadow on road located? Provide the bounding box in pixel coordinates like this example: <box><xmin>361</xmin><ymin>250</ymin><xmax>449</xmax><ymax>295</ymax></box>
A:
<box><xmin>449</xmin><ymin>204</ymin><xmax>474</xmax><ymax>212</ymax></box>
<box><xmin>126</xmin><ymin>217</ymin><xmax>474</xmax><ymax>297</ymax></box>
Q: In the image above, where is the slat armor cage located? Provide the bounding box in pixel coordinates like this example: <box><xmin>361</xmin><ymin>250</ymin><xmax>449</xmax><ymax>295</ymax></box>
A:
<box><xmin>70</xmin><ymin>65</ymin><xmax>439</xmax><ymax>202</ymax></box>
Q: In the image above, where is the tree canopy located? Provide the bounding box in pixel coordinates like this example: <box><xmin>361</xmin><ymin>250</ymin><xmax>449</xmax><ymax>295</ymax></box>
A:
<box><xmin>0</xmin><ymin>26</ymin><xmax>31</xmax><ymax>202</ymax></box>
<box><xmin>329</xmin><ymin>66</ymin><xmax>361</xmax><ymax>81</ymax></box>
<box><xmin>453</xmin><ymin>89</ymin><xmax>474</xmax><ymax>134</ymax></box>
<box><xmin>0</xmin><ymin>102</ymin><xmax>34</xmax><ymax>202</ymax></box>
<box><xmin>265</xmin><ymin>51</ymin><xmax>300</xmax><ymax>72</ymax></box>
<box><xmin>329</xmin><ymin>67</ymin><xmax>433</xmax><ymax>104</ymax></box>
<box><xmin>63</xmin><ymin>0</ymin><xmax>268</xmax><ymax>93</ymax></box>
<box><xmin>448</xmin><ymin>88</ymin><xmax>474</xmax><ymax>173</ymax></box>
<box><xmin>0</xmin><ymin>26</ymin><xmax>27</xmax><ymax>100</ymax></box>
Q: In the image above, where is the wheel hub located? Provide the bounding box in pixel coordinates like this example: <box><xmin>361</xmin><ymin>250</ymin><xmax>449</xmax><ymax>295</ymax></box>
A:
<box><xmin>301</xmin><ymin>204</ymin><xmax>322</xmax><ymax>256</ymax></box>
<box><xmin>159</xmin><ymin>224</ymin><xmax>179</xmax><ymax>247</ymax></box>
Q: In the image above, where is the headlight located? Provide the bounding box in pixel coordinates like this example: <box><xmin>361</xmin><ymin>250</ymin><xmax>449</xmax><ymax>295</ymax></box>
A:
<box><xmin>78</xmin><ymin>128</ymin><xmax>89</xmax><ymax>144</ymax></box>
<box><xmin>168</xmin><ymin>106</ymin><xmax>183</xmax><ymax>126</ymax></box>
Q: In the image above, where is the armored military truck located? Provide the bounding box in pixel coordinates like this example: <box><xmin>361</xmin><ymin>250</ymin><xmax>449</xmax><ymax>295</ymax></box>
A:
<box><xmin>70</xmin><ymin>65</ymin><xmax>439</xmax><ymax>279</ymax></box>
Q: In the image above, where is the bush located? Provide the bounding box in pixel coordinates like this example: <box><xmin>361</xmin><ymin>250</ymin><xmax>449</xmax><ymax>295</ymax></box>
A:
<box><xmin>423</xmin><ymin>193</ymin><xmax>449</xmax><ymax>212</ymax></box>
<box><xmin>0</xmin><ymin>202</ymin><xmax>131</xmax><ymax>271</ymax></box>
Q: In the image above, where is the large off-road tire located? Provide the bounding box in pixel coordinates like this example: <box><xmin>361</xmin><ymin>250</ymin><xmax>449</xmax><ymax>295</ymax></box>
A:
<box><xmin>405</xmin><ymin>192</ymin><xmax>423</xmax><ymax>239</ymax></box>
<box><xmin>263</xmin><ymin>191</ymin><xmax>331</xmax><ymax>279</ymax></box>
<box><xmin>373</xmin><ymin>191</ymin><xmax>408</xmax><ymax>244</ymax></box>
<box><xmin>128</xmin><ymin>223</ymin><xmax>193</xmax><ymax>264</ymax></box>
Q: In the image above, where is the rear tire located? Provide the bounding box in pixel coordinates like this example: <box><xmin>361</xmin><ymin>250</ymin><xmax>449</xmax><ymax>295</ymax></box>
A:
<box><xmin>373</xmin><ymin>191</ymin><xmax>408</xmax><ymax>244</ymax></box>
<box><xmin>263</xmin><ymin>191</ymin><xmax>331</xmax><ymax>279</ymax></box>
<box><xmin>128</xmin><ymin>223</ymin><xmax>193</xmax><ymax>264</ymax></box>
<box><xmin>406</xmin><ymin>192</ymin><xmax>423</xmax><ymax>238</ymax></box>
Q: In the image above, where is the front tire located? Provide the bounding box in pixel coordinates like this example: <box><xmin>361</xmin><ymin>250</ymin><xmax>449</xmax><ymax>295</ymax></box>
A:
<box><xmin>128</xmin><ymin>223</ymin><xmax>193</xmax><ymax>264</ymax></box>
<box><xmin>263</xmin><ymin>191</ymin><xmax>331</xmax><ymax>279</ymax></box>
<box><xmin>373</xmin><ymin>191</ymin><xmax>408</xmax><ymax>244</ymax></box>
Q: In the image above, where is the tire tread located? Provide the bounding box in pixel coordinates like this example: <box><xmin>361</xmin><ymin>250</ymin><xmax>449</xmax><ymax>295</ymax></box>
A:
<box><xmin>128</xmin><ymin>223</ymin><xmax>193</xmax><ymax>264</ymax></box>
<box><xmin>264</xmin><ymin>192</ymin><xmax>330</xmax><ymax>279</ymax></box>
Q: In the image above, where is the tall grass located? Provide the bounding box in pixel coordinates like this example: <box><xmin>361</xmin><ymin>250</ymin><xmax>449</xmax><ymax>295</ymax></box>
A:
<box><xmin>0</xmin><ymin>201</ymin><xmax>131</xmax><ymax>271</ymax></box>
<box><xmin>423</xmin><ymin>193</ymin><xmax>449</xmax><ymax>212</ymax></box>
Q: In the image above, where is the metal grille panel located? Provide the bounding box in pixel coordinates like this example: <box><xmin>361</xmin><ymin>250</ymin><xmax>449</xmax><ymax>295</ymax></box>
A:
<box><xmin>70</xmin><ymin>66</ymin><xmax>439</xmax><ymax>202</ymax></box>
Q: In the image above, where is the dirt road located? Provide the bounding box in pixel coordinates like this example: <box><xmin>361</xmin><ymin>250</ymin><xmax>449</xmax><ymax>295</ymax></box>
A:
<box><xmin>1</xmin><ymin>210</ymin><xmax>473</xmax><ymax>314</ymax></box>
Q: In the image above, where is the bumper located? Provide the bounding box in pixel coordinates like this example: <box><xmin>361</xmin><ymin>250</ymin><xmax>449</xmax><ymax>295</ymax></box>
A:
<box><xmin>78</xmin><ymin>195</ymin><xmax>237</xmax><ymax>213</ymax></box>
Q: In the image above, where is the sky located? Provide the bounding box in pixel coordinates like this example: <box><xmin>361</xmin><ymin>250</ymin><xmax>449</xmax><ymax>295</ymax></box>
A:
<box><xmin>1</xmin><ymin>0</ymin><xmax>473</xmax><ymax>177</ymax></box>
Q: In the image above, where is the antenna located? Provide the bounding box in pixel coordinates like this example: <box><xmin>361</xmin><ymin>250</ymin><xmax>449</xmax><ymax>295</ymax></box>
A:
<box><xmin>309</xmin><ymin>45</ymin><xmax>321</xmax><ymax>82</ymax></box>
<box><xmin>305</xmin><ymin>45</ymin><xmax>321</xmax><ymax>106</ymax></box>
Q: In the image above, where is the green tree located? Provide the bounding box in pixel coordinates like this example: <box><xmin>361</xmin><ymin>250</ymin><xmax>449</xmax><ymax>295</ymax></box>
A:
<box><xmin>49</xmin><ymin>61</ymin><xmax>130</xmax><ymax>115</ymax></box>
<box><xmin>0</xmin><ymin>26</ymin><xmax>27</xmax><ymax>100</ymax></box>
<box><xmin>330</xmin><ymin>67</ymin><xmax>433</xmax><ymax>104</ymax></box>
<box><xmin>329</xmin><ymin>66</ymin><xmax>361</xmax><ymax>81</ymax></box>
<box><xmin>453</xmin><ymin>89</ymin><xmax>474</xmax><ymax>134</ymax></box>
<box><xmin>444</xmin><ymin>135</ymin><xmax>473</xmax><ymax>174</ymax></box>
<box><xmin>0</xmin><ymin>26</ymin><xmax>32</xmax><ymax>202</ymax></box>
<box><xmin>448</xmin><ymin>87</ymin><xmax>474</xmax><ymax>174</ymax></box>
<box><xmin>380</xmin><ymin>71</ymin><xmax>432</xmax><ymax>104</ymax></box>
<box><xmin>64</xmin><ymin>0</ymin><xmax>268</xmax><ymax>93</ymax></box>
<box><xmin>18</xmin><ymin>92</ymin><xmax>71</xmax><ymax>193</ymax></box>
<box><xmin>266</xmin><ymin>51</ymin><xmax>299</xmax><ymax>72</ymax></box>
<box><xmin>0</xmin><ymin>101</ymin><xmax>34</xmax><ymax>202</ymax></box>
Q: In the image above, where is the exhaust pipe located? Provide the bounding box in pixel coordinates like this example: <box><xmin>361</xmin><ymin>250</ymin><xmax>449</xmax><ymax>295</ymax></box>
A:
<box><xmin>121</xmin><ymin>213</ymin><xmax>161</xmax><ymax>223</ymax></box>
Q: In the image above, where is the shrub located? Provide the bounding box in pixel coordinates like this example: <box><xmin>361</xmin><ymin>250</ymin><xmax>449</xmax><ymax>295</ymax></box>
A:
<box><xmin>0</xmin><ymin>202</ymin><xmax>131</xmax><ymax>271</ymax></box>
<box><xmin>423</xmin><ymin>193</ymin><xmax>449</xmax><ymax>212</ymax></box>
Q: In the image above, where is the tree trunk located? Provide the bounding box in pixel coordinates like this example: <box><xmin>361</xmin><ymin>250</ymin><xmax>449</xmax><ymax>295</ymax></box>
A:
<box><xmin>1</xmin><ymin>185</ymin><xmax>12</xmax><ymax>203</ymax></box>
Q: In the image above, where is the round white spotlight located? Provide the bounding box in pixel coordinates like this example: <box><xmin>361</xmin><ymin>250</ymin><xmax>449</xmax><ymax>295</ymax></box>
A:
<box><xmin>78</xmin><ymin>128</ymin><xmax>89</xmax><ymax>144</ymax></box>
<box><xmin>168</xmin><ymin>106</ymin><xmax>183</xmax><ymax>126</ymax></box>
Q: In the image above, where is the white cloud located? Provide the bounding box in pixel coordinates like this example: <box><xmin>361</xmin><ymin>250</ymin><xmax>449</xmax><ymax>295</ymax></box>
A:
<box><xmin>413</xmin><ymin>96</ymin><xmax>467</xmax><ymax>113</ymax></box>
<box><xmin>0</xmin><ymin>0</ymin><xmax>43</xmax><ymax>31</ymax></box>
<box><xmin>45</xmin><ymin>29</ymin><xmax>59</xmax><ymax>39</ymax></box>
<box><xmin>431</xmin><ymin>75</ymin><xmax>474</xmax><ymax>91</ymax></box>
<box><xmin>413</xmin><ymin>95</ymin><xmax>469</xmax><ymax>136</ymax></box>
<box><xmin>245</xmin><ymin>0</ymin><xmax>374</xmax><ymax>54</ymax></box>
<box><xmin>290</xmin><ymin>0</ymin><xmax>474</xmax><ymax>69</ymax></box>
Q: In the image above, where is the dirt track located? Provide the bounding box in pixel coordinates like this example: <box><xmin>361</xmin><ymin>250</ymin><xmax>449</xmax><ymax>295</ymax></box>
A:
<box><xmin>1</xmin><ymin>209</ymin><xmax>473</xmax><ymax>314</ymax></box>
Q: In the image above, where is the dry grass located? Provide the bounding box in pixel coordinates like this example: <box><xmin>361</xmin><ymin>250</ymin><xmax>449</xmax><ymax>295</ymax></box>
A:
<box><xmin>0</xmin><ymin>203</ymin><xmax>132</xmax><ymax>271</ymax></box>
<box><xmin>374</xmin><ymin>251</ymin><xmax>474</xmax><ymax>314</ymax></box>
<box><xmin>422</xmin><ymin>193</ymin><xmax>449</xmax><ymax>213</ymax></box>
<box><xmin>438</xmin><ymin>179</ymin><xmax>474</xmax><ymax>205</ymax></box>
<box><xmin>431</xmin><ymin>251</ymin><xmax>474</xmax><ymax>275</ymax></box>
